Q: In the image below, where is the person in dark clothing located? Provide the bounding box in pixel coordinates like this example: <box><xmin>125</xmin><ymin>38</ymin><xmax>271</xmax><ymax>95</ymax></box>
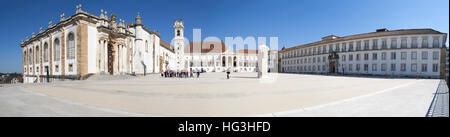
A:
<box><xmin>226</xmin><ymin>70</ymin><xmax>231</xmax><ymax>79</ymax></box>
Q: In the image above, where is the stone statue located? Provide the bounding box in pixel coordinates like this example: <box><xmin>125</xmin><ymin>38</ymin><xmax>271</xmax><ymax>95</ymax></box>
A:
<box><xmin>258</xmin><ymin>44</ymin><xmax>269</xmax><ymax>78</ymax></box>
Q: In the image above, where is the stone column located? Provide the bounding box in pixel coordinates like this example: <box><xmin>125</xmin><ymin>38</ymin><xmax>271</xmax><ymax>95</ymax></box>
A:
<box><xmin>104</xmin><ymin>40</ymin><xmax>108</xmax><ymax>73</ymax></box>
<box><xmin>258</xmin><ymin>45</ymin><xmax>269</xmax><ymax>78</ymax></box>
<box><xmin>99</xmin><ymin>40</ymin><xmax>104</xmax><ymax>73</ymax></box>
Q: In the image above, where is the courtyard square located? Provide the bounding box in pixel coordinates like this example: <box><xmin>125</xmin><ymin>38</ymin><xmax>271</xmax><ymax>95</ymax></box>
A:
<box><xmin>0</xmin><ymin>73</ymin><xmax>442</xmax><ymax>117</ymax></box>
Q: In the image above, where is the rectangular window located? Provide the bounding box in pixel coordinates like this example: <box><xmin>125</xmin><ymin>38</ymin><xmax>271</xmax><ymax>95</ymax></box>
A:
<box><xmin>364</xmin><ymin>53</ymin><xmax>369</xmax><ymax>60</ymax></box>
<box><xmin>433</xmin><ymin>38</ymin><xmax>439</xmax><ymax>48</ymax></box>
<box><xmin>391</xmin><ymin>52</ymin><xmax>396</xmax><ymax>60</ymax></box>
<box><xmin>349</xmin><ymin>43</ymin><xmax>354</xmax><ymax>51</ymax></box>
<box><xmin>342</xmin><ymin>55</ymin><xmax>346</xmax><ymax>61</ymax></box>
<box><xmin>432</xmin><ymin>64</ymin><xmax>438</xmax><ymax>72</ymax></box>
<box><xmin>381</xmin><ymin>40</ymin><xmax>387</xmax><ymax>49</ymax></box>
<box><xmin>381</xmin><ymin>52</ymin><xmax>386</xmax><ymax>60</ymax></box>
<box><xmin>349</xmin><ymin>64</ymin><xmax>353</xmax><ymax>71</ymax></box>
<box><xmin>356</xmin><ymin>64</ymin><xmax>360</xmax><ymax>71</ymax></box>
<box><xmin>372</xmin><ymin>64</ymin><xmax>377</xmax><ymax>71</ymax></box>
<box><xmin>411</xmin><ymin>38</ymin><xmax>418</xmax><ymax>48</ymax></box>
<box><xmin>411</xmin><ymin>52</ymin><xmax>417</xmax><ymax>60</ymax></box>
<box><xmin>411</xmin><ymin>64</ymin><xmax>417</xmax><ymax>72</ymax></box>
<box><xmin>422</xmin><ymin>51</ymin><xmax>428</xmax><ymax>60</ymax></box>
<box><xmin>391</xmin><ymin>64</ymin><xmax>396</xmax><ymax>71</ymax></box>
<box><xmin>372</xmin><ymin>53</ymin><xmax>378</xmax><ymax>60</ymax></box>
<box><xmin>432</xmin><ymin>51</ymin><xmax>439</xmax><ymax>60</ymax></box>
<box><xmin>422</xmin><ymin>39</ymin><xmax>429</xmax><ymax>48</ymax></box>
<box><xmin>391</xmin><ymin>39</ymin><xmax>397</xmax><ymax>49</ymax></box>
<box><xmin>401</xmin><ymin>64</ymin><xmax>406</xmax><ymax>72</ymax></box>
<box><xmin>356</xmin><ymin>41</ymin><xmax>361</xmax><ymax>50</ymax></box>
<box><xmin>364</xmin><ymin>64</ymin><xmax>368</xmax><ymax>71</ymax></box>
<box><xmin>381</xmin><ymin>64</ymin><xmax>387</xmax><ymax>71</ymax></box>
<box><xmin>342</xmin><ymin>43</ymin><xmax>346</xmax><ymax>51</ymax></box>
<box><xmin>349</xmin><ymin>54</ymin><xmax>353</xmax><ymax>61</ymax></box>
<box><xmin>356</xmin><ymin>54</ymin><xmax>360</xmax><ymax>61</ymax></box>
<box><xmin>401</xmin><ymin>39</ymin><xmax>407</xmax><ymax>48</ymax></box>
<box><xmin>401</xmin><ymin>52</ymin><xmax>407</xmax><ymax>60</ymax></box>
<box><xmin>421</xmin><ymin>64</ymin><xmax>427</xmax><ymax>72</ymax></box>
<box><xmin>373</xmin><ymin>40</ymin><xmax>378</xmax><ymax>49</ymax></box>
<box><xmin>364</xmin><ymin>41</ymin><xmax>369</xmax><ymax>50</ymax></box>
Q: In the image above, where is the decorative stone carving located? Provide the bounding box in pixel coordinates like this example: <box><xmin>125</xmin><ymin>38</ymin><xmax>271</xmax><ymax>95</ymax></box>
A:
<box><xmin>48</xmin><ymin>21</ymin><xmax>53</xmax><ymax>28</ymax></box>
<box><xmin>258</xmin><ymin>44</ymin><xmax>269</xmax><ymax>78</ymax></box>
<box><xmin>32</xmin><ymin>32</ymin><xmax>35</xmax><ymax>38</ymax></box>
<box><xmin>39</xmin><ymin>27</ymin><xmax>43</xmax><ymax>33</ymax></box>
<box><xmin>76</xmin><ymin>4</ymin><xmax>83</xmax><ymax>13</ymax></box>
<box><xmin>60</xmin><ymin>13</ymin><xmax>65</xmax><ymax>21</ymax></box>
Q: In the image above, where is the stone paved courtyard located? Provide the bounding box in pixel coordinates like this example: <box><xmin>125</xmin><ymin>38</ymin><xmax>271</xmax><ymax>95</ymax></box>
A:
<box><xmin>0</xmin><ymin>72</ymin><xmax>446</xmax><ymax>117</ymax></box>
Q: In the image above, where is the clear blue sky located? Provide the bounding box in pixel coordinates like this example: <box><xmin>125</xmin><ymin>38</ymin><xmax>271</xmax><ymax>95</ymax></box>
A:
<box><xmin>0</xmin><ymin>0</ymin><xmax>448</xmax><ymax>73</ymax></box>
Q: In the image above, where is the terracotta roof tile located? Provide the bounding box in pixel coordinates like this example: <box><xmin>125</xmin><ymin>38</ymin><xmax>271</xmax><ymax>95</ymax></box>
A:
<box><xmin>185</xmin><ymin>42</ymin><xmax>226</xmax><ymax>54</ymax></box>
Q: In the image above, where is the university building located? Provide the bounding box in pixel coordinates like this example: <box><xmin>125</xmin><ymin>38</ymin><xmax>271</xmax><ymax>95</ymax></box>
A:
<box><xmin>20</xmin><ymin>5</ymin><xmax>273</xmax><ymax>83</ymax></box>
<box><xmin>20</xmin><ymin>5</ymin><xmax>179</xmax><ymax>83</ymax></box>
<box><xmin>279</xmin><ymin>28</ymin><xmax>448</xmax><ymax>79</ymax></box>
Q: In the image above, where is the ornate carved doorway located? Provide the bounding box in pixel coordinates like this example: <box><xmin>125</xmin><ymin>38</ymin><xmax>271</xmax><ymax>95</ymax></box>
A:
<box><xmin>107</xmin><ymin>44</ymin><xmax>114</xmax><ymax>75</ymax></box>
<box><xmin>328</xmin><ymin>52</ymin><xmax>339</xmax><ymax>74</ymax></box>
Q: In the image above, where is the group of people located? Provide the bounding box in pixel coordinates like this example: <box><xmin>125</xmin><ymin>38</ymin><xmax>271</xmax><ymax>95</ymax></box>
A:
<box><xmin>161</xmin><ymin>70</ymin><xmax>201</xmax><ymax>78</ymax></box>
<box><xmin>161</xmin><ymin>68</ymin><xmax>232</xmax><ymax>79</ymax></box>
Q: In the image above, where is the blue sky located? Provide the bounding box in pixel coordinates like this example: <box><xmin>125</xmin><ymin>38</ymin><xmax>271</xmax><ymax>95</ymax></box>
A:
<box><xmin>0</xmin><ymin>0</ymin><xmax>448</xmax><ymax>73</ymax></box>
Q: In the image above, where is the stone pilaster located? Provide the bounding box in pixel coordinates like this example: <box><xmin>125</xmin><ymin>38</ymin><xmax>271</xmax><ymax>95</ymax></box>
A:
<box><xmin>76</xmin><ymin>23</ymin><xmax>89</xmax><ymax>80</ymax></box>
<box><xmin>49</xmin><ymin>34</ymin><xmax>53</xmax><ymax>76</ymax></box>
<box><xmin>152</xmin><ymin>36</ymin><xmax>156</xmax><ymax>73</ymax></box>
<box><xmin>61</xmin><ymin>29</ymin><xmax>66</xmax><ymax>79</ymax></box>
<box><xmin>127</xmin><ymin>38</ymin><xmax>130</xmax><ymax>73</ymax></box>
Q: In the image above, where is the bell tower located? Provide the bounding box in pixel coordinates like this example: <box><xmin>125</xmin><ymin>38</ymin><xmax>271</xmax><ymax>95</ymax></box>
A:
<box><xmin>173</xmin><ymin>19</ymin><xmax>185</xmax><ymax>70</ymax></box>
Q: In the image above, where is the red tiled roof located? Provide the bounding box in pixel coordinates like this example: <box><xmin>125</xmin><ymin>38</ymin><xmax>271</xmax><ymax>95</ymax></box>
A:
<box><xmin>185</xmin><ymin>42</ymin><xmax>226</xmax><ymax>54</ymax></box>
<box><xmin>236</xmin><ymin>49</ymin><xmax>258</xmax><ymax>54</ymax></box>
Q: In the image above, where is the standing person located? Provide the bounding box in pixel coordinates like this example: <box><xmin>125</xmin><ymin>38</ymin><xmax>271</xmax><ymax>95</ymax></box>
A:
<box><xmin>196</xmin><ymin>70</ymin><xmax>200</xmax><ymax>78</ymax></box>
<box><xmin>190</xmin><ymin>70</ymin><xmax>194</xmax><ymax>78</ymax></box>
<box><xmin>226</xmin><ymin>69</ymin><xmax>231</xmax><ymax>79</ymax></box>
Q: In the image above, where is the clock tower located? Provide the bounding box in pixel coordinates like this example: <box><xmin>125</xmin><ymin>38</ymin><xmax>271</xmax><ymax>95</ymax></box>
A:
<box><xmin>173</xmin><ymin>19</ymin><xmax>185</xmax><ymax>70</ymax></box>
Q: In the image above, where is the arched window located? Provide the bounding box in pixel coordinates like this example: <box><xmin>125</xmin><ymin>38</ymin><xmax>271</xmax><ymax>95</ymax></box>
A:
<box><xmin>24</xmin><ymin>51</ymin><xmax>27</xmax><ymax>65</ymax></box>
<box><xmin>68</xmin><ymin>33</ymin><xmax>75</xmax><ymax>58</ymax></box>
<box><xmin>54</xmin><ymin>38</ymin><xmax>60</xmax><ymax>60</ymax></box>
<box><xmin>44</xmin><ymin>43</ymin><xmax>49</xmax><ymax>62</ymax></box>
<box><xmin>29</xmin><ymin>49</ymin><xmax>33</xmax><ymax>65</ymax></box>
<box><xmin>36</xmin><ymin>46</ymin><xmax>40</xmax><ymax>63</ymax></box>
<box><xmin>177</xmin><ymin>30</ymin><xmax>180</xmax><ymax>36</ymax></box>
<box><xmin>145</xmin><ymin>40</ymin><xmax>148</xmax><ymax>53</ymax></box>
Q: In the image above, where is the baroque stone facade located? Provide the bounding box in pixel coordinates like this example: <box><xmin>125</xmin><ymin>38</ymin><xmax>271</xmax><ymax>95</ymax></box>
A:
<box><xmin>20</xmin><ymin>5</ymin><xmax>177</xmax><ymax>83</ymax></box>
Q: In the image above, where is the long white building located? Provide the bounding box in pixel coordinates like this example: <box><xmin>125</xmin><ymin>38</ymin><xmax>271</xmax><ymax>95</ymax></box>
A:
<box><xmin>279</xmin><ymin>28</ymin><xmax>447</xmax><ymax>79</ymax></box>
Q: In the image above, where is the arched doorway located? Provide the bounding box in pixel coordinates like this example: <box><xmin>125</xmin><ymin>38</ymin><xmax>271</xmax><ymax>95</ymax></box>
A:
<box><xmin>233</xmin><ymin>56</ymin><xmax>237</xmax><ymax>67</ymax></box>
<box><xmin>222</xmin><ymin>56</ymin><xmax>226</xmax><ymax>67</ymax></box>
